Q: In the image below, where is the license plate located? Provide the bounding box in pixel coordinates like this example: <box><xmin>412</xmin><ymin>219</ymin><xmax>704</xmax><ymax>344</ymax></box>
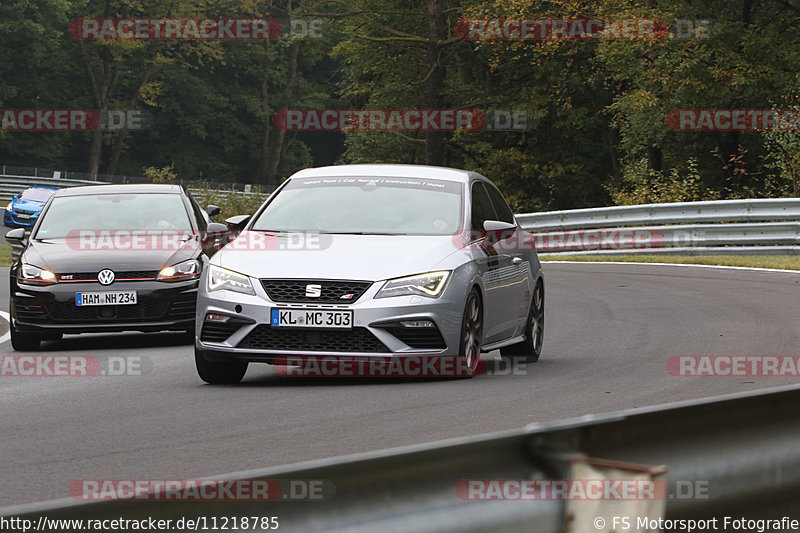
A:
<box><xmin>16</xmin><ymin>214</ymin><xmax>30</xmax><ymax>219</ymax></box>
<box><xmin>271</xmin><ymin>308</ymin><xmax>352</xmax><ymax>329</ymax></box>
<box><xmin>76</xmin><ymin>291</ymin><xmax>138</xmax><ymax>306</ymax></box>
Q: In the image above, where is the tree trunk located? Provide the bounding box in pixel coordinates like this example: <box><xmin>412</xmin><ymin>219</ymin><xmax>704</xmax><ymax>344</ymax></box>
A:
<box><xmin>267</xmin><ymin>44</ymin><xmax>299</xmax><ymax>184</ymax></box>
<box><xmin>79</xmin><ymin>40</ymin><xmax>118</xmax><ymax>177</ymax></box>
<box><xmin>647</xmin><ymin>146</ymin><xmax>662</xmax><ymax>173</ymax></box>
<box><xmin>87</xmin><ymin>123</ymin><xmax>104</xmax><ymax>177</ymax></box>
<box><xmin>106</xmin><ymin>132</ymin><xmax>126</xmax><ymax>177</ymax></box>
<box><xmin>258</xmin><ymin>74</ymin><xmax>271</xmax><ymax>184</ymax></box>
<box><xmin>425</xmin><ymin>0</ymin><xmax>446</xmax><ymax>166</ymax></box>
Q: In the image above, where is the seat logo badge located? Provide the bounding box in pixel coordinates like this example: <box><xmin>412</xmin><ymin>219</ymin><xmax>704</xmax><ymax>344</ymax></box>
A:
<box><xmin>97</xmin><ymin>269</ymin><xmax>116</xmax><ymax>286</ymax></box>
<box><xmin>305</xmin><ymin>284</ymin><xmax>322</xmax><ymax>297</ymax></box>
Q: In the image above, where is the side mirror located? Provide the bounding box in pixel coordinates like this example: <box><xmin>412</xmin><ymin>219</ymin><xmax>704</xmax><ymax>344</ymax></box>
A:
<box><xmin>206</xmin><ymin>204</ymin><xmax>221</xmax><ymax>217</ymax></box>
<box><xmin>207</xmin><ymin>222</ymin><xmax>228</xmax><ymax>234</ymax></box>
<box><xmin>224</xmin><ymin>214</ymin><xmax>250</xmax><ymax>229</ymax></box>
<box><xmin>201</xmin><ymin>222</ymin><xmax>229</xmax><ymax>252</ymax></box>
<box><xmin>482</xmin><ymin>220</ymin><xmax>516</xmax><ymax>244</ymax></box>
<box><xmin>223</xmin><ymin>215</ymin><xmax>250</xmax><ymax>243</ymax></box>
<box><xmin>5</xmin><ymin>227</ymin><xmax>25</xmax><ymax>244</ymax></box>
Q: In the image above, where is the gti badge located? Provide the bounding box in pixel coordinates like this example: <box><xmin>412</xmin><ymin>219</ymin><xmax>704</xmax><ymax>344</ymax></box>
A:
<box><xmin>305</xmin><ymin>284</ymin><xmax>322</xmax><ymax>297</ymax></box>
<box><xmin>97</xmin><ymin>269</ymin><xmax>116</xmax><ymax>286</ymax></box>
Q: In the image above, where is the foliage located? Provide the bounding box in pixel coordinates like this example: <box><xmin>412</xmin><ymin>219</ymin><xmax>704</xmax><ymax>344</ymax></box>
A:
<box><xmin>609</xmin><ymin>157</ymin><xmax>719</xmax><ymax>205</ymax></box>
<box><xmin>143</xmin><ymin>163</ymin><xmax>178</xmax><ymax>183</ymax></box>
<box><xmin>189</xmin><ymin>187</ymin><xmax>269</xmax><ymax>221</ymax></box>
<box><xmin>3</xmin><ymin>0</ymin><xmax>800</xmax><ymax>211</ymax></box>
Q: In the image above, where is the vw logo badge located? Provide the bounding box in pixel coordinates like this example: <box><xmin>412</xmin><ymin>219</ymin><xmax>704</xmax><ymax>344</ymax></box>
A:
<box><xmin>97</xmin><ymin>269</ymin><xmax>115</xmax><ymax>286</ymax></box>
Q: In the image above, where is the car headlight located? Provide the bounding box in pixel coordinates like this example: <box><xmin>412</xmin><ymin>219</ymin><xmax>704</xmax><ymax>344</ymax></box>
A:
<box><xmin>158</xmin><ymin>259</ymin><xmax>201</xmax><ymax>281</ymax></box>
<box><xmin>375</xmin><ymin>271</ymin><xmax>451</xmax><ymax>299</ymax></box>
<box><xmin>5</xmin><ymin>203</ymin><xmax>12</xmax><ymax>211</ymax></box>
<box><xmin>18</xmin><ymin>264</ymin><xmax>57</xmax><ymax>285</ymax></box>
<box><xmin>207</xmin><ymin>264</ymin><xmax>255</xmax><ymax>295</ymax></box>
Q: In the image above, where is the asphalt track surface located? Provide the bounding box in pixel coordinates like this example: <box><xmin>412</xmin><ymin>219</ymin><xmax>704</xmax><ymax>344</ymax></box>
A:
<box><xmin>1</xmin><ymin>262</ymin><xmax>798</xmax><ymax>506</ymax></box>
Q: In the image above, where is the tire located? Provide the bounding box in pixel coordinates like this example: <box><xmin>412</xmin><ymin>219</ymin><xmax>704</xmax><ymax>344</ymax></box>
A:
<box><xmin>195</xmin><ymin>346</ymin><xmax>248</xmax><ymax>384</ymax></box>
<box><xmin>457</xmin><ymin>288</ymin><xmax>483</xmax><ymax>378</ymax></box>
<box><xmin>501</xmin><ymin>279</ymin><xmax>544</xmax><ymax>363</ymax></box>
<box><xmin>11</xmin><ymin>325</ymin><xmax>41</xmax><ymax>351</ymax></box>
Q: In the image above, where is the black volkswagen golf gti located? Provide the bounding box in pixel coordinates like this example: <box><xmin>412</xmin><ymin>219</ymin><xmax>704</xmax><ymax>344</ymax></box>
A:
<box><xmin>5</xmin><ymin>184</ymin><xmax>227</xmax><ymax>350</ymax></box>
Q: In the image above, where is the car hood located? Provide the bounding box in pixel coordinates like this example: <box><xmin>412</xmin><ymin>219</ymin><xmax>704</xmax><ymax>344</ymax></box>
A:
<box><xmin>22</xmin><ymin>237</ymin><xmax>198</xmax><ymax>273</ymax></box>
<box><xmin>214</xmin><ymin>232</ymin><xmax>462</xmax><ymax>281</ymax></box>
<box><xmin>11</xmin><ymin>199</ymin><xmax>46</xmax><ymax>211</ymax></box>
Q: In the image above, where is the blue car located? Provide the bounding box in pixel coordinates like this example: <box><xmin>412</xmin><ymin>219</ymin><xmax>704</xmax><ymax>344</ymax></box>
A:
<box><xmin>4</xmin><ymin>186</ymin><xmax>59</xmax><ymax>228</ymax></box>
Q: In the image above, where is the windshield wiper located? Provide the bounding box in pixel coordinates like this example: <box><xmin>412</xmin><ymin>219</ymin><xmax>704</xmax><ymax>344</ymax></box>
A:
<box><xmin>252</xmin><ymin>229</ymin><xmax>408</xmax><ymax>235</ymax></box>
<box><xmin>321</xmin><ymin>231</ymin><xmax>408</xmax><ymax>235</ymax></box>
<box><xmin>251</xmin><ymin>229</ymin><xmax>307</xmax><ymax>233</ymax></box>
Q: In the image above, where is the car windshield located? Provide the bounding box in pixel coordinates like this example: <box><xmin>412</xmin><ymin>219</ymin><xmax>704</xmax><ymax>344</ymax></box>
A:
<box><xmin>34</xmin><ymin>193</ymin><xmax>192</xmax><ymax>239</ymax></box>
<box><xmin>19</xmin><ymin>188</ymin><xmax>56</xmax><ymax>202</ymax></box>
<box><xmin>250</xmin><ymin>176</ymin><xmax>463</xmax><ymax>235</ymax></box>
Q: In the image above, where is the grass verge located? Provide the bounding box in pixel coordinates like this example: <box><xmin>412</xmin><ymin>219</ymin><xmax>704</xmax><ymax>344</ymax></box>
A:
<box><xmin>0</xmin><ymin>244</ymin><xmax>10</xmax><ymax>267</ymax></box>
<box><xmin>540</xmin><ymin>254</ymin><xmax>800</xmax><ymax>271</ymax></box>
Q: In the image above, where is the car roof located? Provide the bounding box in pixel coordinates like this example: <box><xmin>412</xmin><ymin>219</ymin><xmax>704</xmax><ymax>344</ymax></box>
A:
<box><xmin>53</xmin><ymin>183</ymin><xmax>184</xmax><ymax>196</ymax></box>
<box><xmin>25</xmin><ymin>186</ymin><xmax>60</xmax><ymax>191</ymax></box>
<box><xmin>289</xmin><ymin>164</ymin><xmax>483</xmax><ymax>183</ymax></box>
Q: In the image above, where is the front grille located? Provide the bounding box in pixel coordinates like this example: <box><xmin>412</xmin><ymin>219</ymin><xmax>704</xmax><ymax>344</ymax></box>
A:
<box><xmin>260</xmin><ymin>279</ymin><xmax>372</xmax><ymax>304</ymax></box>
<box><xmin>15</xmin><ymin>209</ymin><xmax>35</xmax><ymax>215</ymax></box>
<box><xmin>381</xmin><ymin>326</ymin><xmax>447</xmax><ymax>349</ymax></box>
<box><xmin>238</xmin><ymin>325</ymin><xmax>389</xmax><ymax>353</ymax></box>
<box><xmin>201</xmin><ymin>322</ymin><xmax>242</xmax><ymax>343</ymax></box>
<box><xmin>15</xmin><ymin>304</ymin><xmax>46</xmax><ymax>320</ymax></box>
<box><xmin>167</xmin><ymin>297</ymin><xmax>197</xmax><ymax>320</ymax></box>
<box><xmin>45</xmin><ymin>299</ymin><xmax>169</xmax><ymax>321</ymax></box>
<box><xmin>58</xmin><ymin>271</ymin><xmax>160</xmax><ymax>282</ymax></box>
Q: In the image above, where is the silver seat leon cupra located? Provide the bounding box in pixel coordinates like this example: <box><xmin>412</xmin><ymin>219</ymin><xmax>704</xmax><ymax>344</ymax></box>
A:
<box><xmin>194</xmin><ymin>164</ymin><xmax>544</xmax><ymax>383</ymax></box>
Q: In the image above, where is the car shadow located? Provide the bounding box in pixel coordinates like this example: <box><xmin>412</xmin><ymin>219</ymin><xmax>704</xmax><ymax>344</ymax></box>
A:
<box><xmin>37</xmin><ymin>331</ymin><xmax>193</xmax><ymax>352</ymax></box>
<box><xmin>232</xmin><ymin>355</ymin><xmax>539</xmax><ymax>387</ymax></box>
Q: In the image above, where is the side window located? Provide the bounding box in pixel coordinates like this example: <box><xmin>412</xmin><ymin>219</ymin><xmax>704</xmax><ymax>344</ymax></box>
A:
<box><xmin>485</xmin><ymin>183</ymin><xmax>516</xmax><ymax>225</ymax></box>
<box><xmin>470</xmin><ymin>182</ymin><xmax>497</xmax><ymax>231</ymax></box>
<box><xmin>186</xmin><ymin>192</ymin><xmax>209</xmax><ymax>230</ymax></box>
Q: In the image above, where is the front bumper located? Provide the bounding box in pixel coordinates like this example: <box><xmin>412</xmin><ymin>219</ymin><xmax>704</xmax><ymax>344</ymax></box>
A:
<box><xmin>196</xmin><ymin>277</ymin><xmax>467</xmax><ymax>362</ymax></box>
<box><xmin>4</xmin><ymin>211</ymin><xmax>37</xmax><ymax>228</ymax></box>
<box><xmin>11</xmin><ymin>278</ymin><xmax>198</xmax><ymax>334</ymax></box>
